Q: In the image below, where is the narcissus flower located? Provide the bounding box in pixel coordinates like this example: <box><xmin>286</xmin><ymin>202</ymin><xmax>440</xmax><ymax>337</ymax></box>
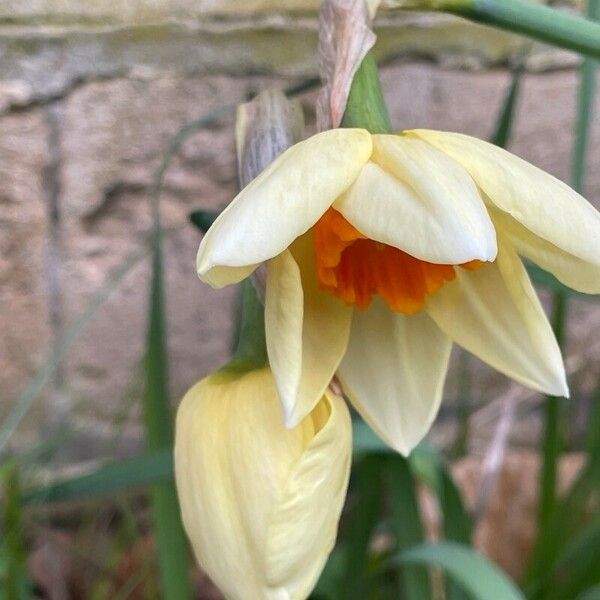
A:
<box><xmin>197</xmin><ymin>128</ymin><xmax>600</xmax><ymax>454</ymax></box>
<box><xmin>174</xmin><ymin>367</ymin><xmax>351</xmax><ymax>600</ymax></box>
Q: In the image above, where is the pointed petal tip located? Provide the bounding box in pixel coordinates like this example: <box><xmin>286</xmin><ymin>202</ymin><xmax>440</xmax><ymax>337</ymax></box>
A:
<box><xmin>283</xmin><ymin>409</ymin><xmax>299</xmax><ymax>430</ymax></box>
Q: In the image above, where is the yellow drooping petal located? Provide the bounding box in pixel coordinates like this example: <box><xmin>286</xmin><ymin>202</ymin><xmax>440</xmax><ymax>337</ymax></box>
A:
<box><xmin>426</xmin><ymin>240</ymin><xmax>569</xmax><ymax>397</ymax></box>
<box><xmin>408</xmin><ymin>129</ymin><xmax>600</xmax><ymax>272</ymax></box>
<box><xmin>265</xmin><ymin>237</ymin><xmax>352</xmax><ymax>428</ymax></box>
<box><xmin>337</xmin><ymin>299</ymin><xmax>452</xmax><ymax>456</ymax></box>
<box><xmin>174</xmin><ymin>368</ymin><xmax>352</xmax><ymax>600</ymax></box>
<box><xmin>334</xmin><ymin>134</ymin><xmax>496</xmax><ymax>264</ymax></box>
<box><xmin>490</xmin><ymin>207</ymin><xmax>600</xmax><ymax>294</ymax></box>
<box><xmin>197</xmin><ymin>128</ymin><xmax>373</xmax><ymax>288</ymax></box>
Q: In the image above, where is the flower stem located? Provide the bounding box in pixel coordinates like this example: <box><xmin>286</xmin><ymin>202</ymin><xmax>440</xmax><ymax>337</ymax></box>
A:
<box><xmin>538</xmin><ymin>291</ymin><xmax>568</xmax><ymax>532</ymax></box>
<box><xmin>341</xmin><ymin>51</ymin><xmax>393</xmax><ymax>133</ymax></box>
<box><xmin>413</xmin><ymin>0</ymin><xmax>600</xmax><ymax>60</ymax></box>
<box><xmin>538</xmin><ymin>0</ymin><xmax>599</xmax><ymax>535</ymax></box>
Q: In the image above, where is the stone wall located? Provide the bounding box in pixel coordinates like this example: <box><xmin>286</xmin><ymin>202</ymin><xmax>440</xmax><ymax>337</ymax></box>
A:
<box><xmin>2</xmin><ymin>1</ymin><xmax>599</xmax><ymax>458</ymax></box>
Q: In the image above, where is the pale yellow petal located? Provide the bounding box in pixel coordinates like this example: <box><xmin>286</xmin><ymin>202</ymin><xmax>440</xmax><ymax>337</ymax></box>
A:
<box><xmin>333</xmin><ymin>134</ymin><xmax>496</xmax><ymax>264</ymax></box>
<box><xmin>197</xmin><ymin>128</ymin><xmax>373</xmax><ymax>288</ymax></box>
<box><xmin>409</xmin><ymin>129</ymin><xmax>600</xmax><ymax>270</ymax></box>
<box><xmin>265</xmin><ymin>388</ymin><xmax>352</xmax><ymax>598</ymax></box>
<box><xmin>426</xmin><ymin>241</ymin><xmax>568</xmax><ymax>397</ymax></box>
<box><xmin>491</xmin><ymin>206</ymin><xmax>600</xmax><ymax>294</ymax></box>
<box><xmin>337</xmin><ymin>299</ymin><xmax>452</xmax><ymax>456</ymax></box>
<box><xmin>174</xmin><ymin>369</ymin><xmax>351</xmax><ymax>600</ymax></box>
<box><xmin>265</xmin><ymin>237</ymin><xmax>352</xmax><ymax>428</ymax></box>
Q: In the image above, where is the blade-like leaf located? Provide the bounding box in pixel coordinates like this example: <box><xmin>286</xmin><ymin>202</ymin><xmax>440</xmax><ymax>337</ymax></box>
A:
<box><xmin>340</xmin><ymin>455</ymin><xmax>384</xmax><ymax>600</ymax></box>
<box><xmin>387</xmin><ymin>456</ymin><xmax>431</xmax><ymax>599</ymax></box>
<box><xmin>491</xmin><ymin>64</ymin><xmax>523</xmax><ymax>149</ymax></box>
<box><xmin>445</xmin><ymin>0</ymin><xmax>600</xmax><ymax>60</ymax></box>
<box><xmin>2</xmin><ymin>466</ymin><xmax>30</xmax><ymax>599</ymax></box>
<box><xmin>528</xmin><ymin>1</ymin><xmax>599</xmax><ymax>587</ymax></box>
<box><xmin>394</xmin><ymin>542</ymin><xmax>525</xmax><ymax>600</ymax></box>
<box><xmin>143</xmin><ymin>189</ymin><xmax>192</xmax><ymax>599</ymax></box>
<box><xmin>22</xmin><ymin>449</ymin><xmax>172</xmax><ymax>505</ymax></box>
<box><xmin>535</xmin><ymin>520</ymin><xmax>600</xmax><ymax>600</ymax></box>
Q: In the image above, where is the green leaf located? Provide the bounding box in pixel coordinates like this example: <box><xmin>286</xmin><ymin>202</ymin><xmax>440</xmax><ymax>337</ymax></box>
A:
<box><xmin>442</xmin><ymin>0</ymin><xmax>600</xmax><ymax>60</ymax></box>
<box><xmin>572</xmin><ymin>0</ymin><xmax>600</xmax><ymax>195</ymax></box>
<box><xmin>22</xmin><ymin>449</ymin><xmax>172</xmax><ymax>505</ymax></box>
<box><xmin>577</xmin><ymin>584</ymin><xmax>600</xmax><ymax>600</ymax></box>
<box><xmin>528</xmin><ymin>3</ymin><xmax>599</xmax><ymax>586</ymax></box>
<box><xmin>312</xmin><ymin>546</ymin><xmax>349</xmax><ymax>600</ymax></box>
<box><xmin>340</xmin><ymin>455</ymin><xmax>385</xmax><ymax>600</ymax></box>
<box><xmin>409</xmin><ymin>443</ymin><xmax>472</xmax><ymax>600</ymax></box>
<box><xmin>535</xmin><ymin>520</ymin><xmax>600</xmax><ymax>600</ymax></box>
<box><xmin>2</xmin><ymin>466</ymin><xmax>30</xmax><ymax>600</ymax></box>
<box><xmin>394</xmin><ymin>542</ymin><xmax>525</xmax><ymax>600</ymax></box>
<box><xmin>408</xmin><ymin>442</ymin><xmax>472</xmax><ymax>544</ymax></box>
<box><xmin>491</xmin><ymin>64</ymin><xmax>523</xmax><ymax>149</ymax></box>
<box><xmin>188</xmin><ymin>209</ymin><xmax>219</xmax><ymax>233</ymax></box>
<box><xmin>387</xmin><ymin>456</ymin><xmax>431</xmax><ymax>599</ymax></box>
<box><xmin>352</xmin><ymin>418</ymin><xmax>391</xmax><ymax>458</ymax></box>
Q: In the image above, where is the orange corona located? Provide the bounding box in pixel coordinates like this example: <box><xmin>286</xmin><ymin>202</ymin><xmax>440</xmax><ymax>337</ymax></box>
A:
<box><xmin>314</xmin><ymin>208</ymin><xmax>481</xmax><ymax>314</ymax></box>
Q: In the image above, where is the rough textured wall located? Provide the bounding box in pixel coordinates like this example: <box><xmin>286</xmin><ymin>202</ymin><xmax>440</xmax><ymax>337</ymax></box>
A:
<box><xmin>2</xmin><ymin>2</ymin><xmax>599</xmax><ymax>457</ymax></box>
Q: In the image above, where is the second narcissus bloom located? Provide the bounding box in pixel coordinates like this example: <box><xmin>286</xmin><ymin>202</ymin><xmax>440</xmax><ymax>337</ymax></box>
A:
<box><xmin>197</xmin><ymin>128</ymin><xmax>600</xmax><ymax>455</ymax></box>
<box><xmin>174</xmin><ymin>367</ymin><xmax>351</xmax><ymax>600</ymax></box>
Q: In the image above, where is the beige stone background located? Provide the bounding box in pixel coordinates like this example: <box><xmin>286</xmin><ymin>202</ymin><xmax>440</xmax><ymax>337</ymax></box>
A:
<box><xmin>2</xmin><ymin>0</ymin><xmax>600</xmax><ymax>469</ymax></box>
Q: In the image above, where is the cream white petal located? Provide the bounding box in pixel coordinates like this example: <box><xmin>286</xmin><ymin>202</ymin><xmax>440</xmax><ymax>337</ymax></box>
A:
<box><xmin>174</xmin><ymin>369</ymin><xmax>351</xmax><ymax>600</ymax></box>
<box><xmin>426</xmin><ymin>241</ymin><xmax>568</xmax><ymax>397</ymax></box>
<box><xmin>265</xmin><ymin>237</ymin><xmax>352</xmax><ymax>428</ymax></box>
<box><xmin>197</xmin><ymin>128</ymin><xmax>373</xmax><ymax>288</ymax></box>
<box><xmin>337</xmin><ymin>299</ymin><xmax>452</xmax><ymax>456</ymax></box>
<box><xmin>333</xmin><ymin>134</ymin><xmax>496</xmax><ymax>264</ymax></box>
<box><xmin>409</xmin><ymin>129</ymin><xmax>600</xmax><ymax>269</ymax></box>
<box><xmin>491</xmin><ymin>207</ymin><xmax>600</xmax><ymax>294</ymax></box>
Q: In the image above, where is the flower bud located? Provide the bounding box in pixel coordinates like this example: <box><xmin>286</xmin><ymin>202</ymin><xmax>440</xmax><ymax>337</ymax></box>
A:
<box><xmin>174</xmin><ymin>367</ymin><xmax>351</xmax><ymax>600</ymax></box>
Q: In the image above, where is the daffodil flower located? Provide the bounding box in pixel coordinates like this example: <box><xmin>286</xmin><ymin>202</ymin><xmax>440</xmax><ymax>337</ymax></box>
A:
<box><xmin>174</xmin><ymin>367</ymin><xmax>351</xmax><ymax>600</ymax></box>
<box><xmin>196</xmin><ymin>128</ymin><xmax>600</xmax><ymax>454</ymax></box>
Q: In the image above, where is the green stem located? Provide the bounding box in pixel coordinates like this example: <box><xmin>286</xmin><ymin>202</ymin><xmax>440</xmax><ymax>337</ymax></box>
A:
<box><xmin>572</xmin><ymin>0</ymin><xmax>600</xmax><ymax>193</ymax></box>
<box><xmin>341</xmin><ymin>52</ymin><xmax>393</xmax><ymax>133</ymax></box>
<box><xmin>537</xmin><ymin>0</ymin><xmax>598</xmax><ymax>537</ymax></box>
<box><xmin>214</xmin><ymin>279</ymin><xmax>268</xmax><ymax>379</ymax></box>
<box><xmin>421</xmin><ymin>0</ymin><xmax>600</xmax><ymax>60</ymax></box>
<box><xmin>539</xmin><ymin>292</ymin><xmax>568</xmax><ymax>532</ymax></box>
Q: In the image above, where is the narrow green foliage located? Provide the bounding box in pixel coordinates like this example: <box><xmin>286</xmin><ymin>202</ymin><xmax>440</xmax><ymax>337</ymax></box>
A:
<box><xmin>188</xmin><ymin>209</ymin><xmax>219</xmax><ymax>233</ymax></box>
<box><xmin>352</xmin><ymin>419</ymin><xmax>391</xmax><ymax>457</ymax></box>
<box><xmin>534</xmin><ymin>520</ymin><xmax>600</xmax><ymax>600</ymax></box>
<box><xmin>528</xmin><ymin>3</ymin><xmax>599</xmax><ymax>592</ymax></box>
<box><xmin>409</xmin><ymin>444</ymin><xmax>472</xmax><ymax>600</ymax></box>
<box><xmin>394</xmin><ymin>542</ymin><xmax>525</xmax><ymax>600</ymax></box>
<box><xmin>143</xmin><ymin>238</ymin><xmax>192</xmax><ymax>599</ymax></box>
<box><xmin>572</xmin><ymin>0</ymin><xmax>600</xmax><ymax>194</ymax></box>
<box><xmin>408</xmin><ymin>442</ymin><xmax>472</xmax><ymax>544</ymax></box>
<box><xmin>538</xmin><ymin>292</ymin><xmax>568</xmax><ymax>532</ymax></box>
<box><xmin>341</xmin><ymin>52</ymin><xmax>393</xmax><ymax>133</ymax></box>
<box><xmin>491</xmin><ymin>65</ymin><xmax>523</xmax><ymax>149</ymax></box>
<box><xmin>23</xmin><ymin>449</ymin><xmax>172</xmax><ymax>505</ymax></box>
<box><xmin>386</xmin><ymin>456</ymin><xmax>431</xmax><ymax>599</ymax></box>
<box><xmin>340</xmin><ymin>455</ymin><xmax>384</xmax><ymax>600</ymax></box>
<box><xmin>2</xmin><ymin>466</ymin><xmax>29</xmax><ymax>600</ymax></box>
<box><xmin>439</xmin><ymin>0</ymin><xmax>600</xmax><ymax>60</ymax></box>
